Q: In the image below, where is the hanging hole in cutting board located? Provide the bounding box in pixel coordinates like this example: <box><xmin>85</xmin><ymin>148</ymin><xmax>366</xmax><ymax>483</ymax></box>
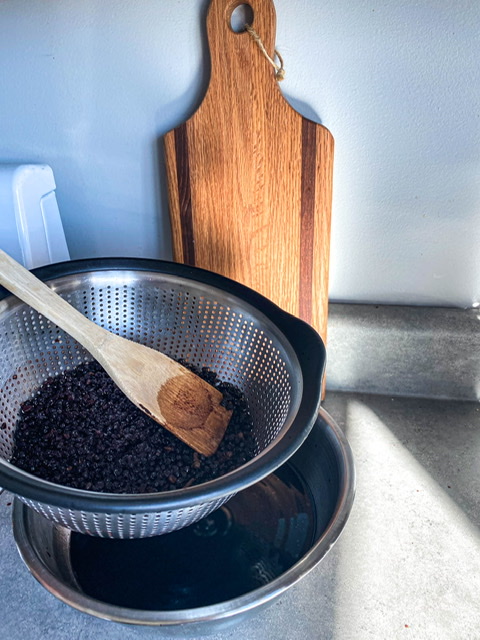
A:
<box><xmin>230</xmin><ymin>3</ymin><xmax>254</xmax><ymax>33</ymax></box>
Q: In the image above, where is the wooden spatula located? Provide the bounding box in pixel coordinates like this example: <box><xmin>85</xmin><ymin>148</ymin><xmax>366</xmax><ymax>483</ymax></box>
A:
<box><xmin>0</xmin><ymin>249</ymin><xmax>232</xmax><ymax>456</ymax></box>
<box><xmin>164</xmin><ymin>0</ymin><xmax>334</xmax><ymax>352</ymax></box>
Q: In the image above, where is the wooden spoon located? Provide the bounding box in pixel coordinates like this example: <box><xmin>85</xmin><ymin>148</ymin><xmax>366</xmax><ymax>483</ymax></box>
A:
<box><xmin>0</xmin><ymin>250</ymin><xmax>232</xmax><ymax>456</ymax></box>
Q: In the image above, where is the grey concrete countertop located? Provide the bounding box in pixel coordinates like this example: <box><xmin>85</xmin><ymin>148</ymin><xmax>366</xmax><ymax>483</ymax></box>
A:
<box><xmin>0</xmin><ymin>391</ymin><xmax>478</xmax><ymax>640</ymax></box>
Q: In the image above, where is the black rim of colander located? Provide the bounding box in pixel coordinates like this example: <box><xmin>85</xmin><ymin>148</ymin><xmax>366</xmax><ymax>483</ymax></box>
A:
<box><xmin>0</xmin><ymin>258</ymin><xmax>325</xmax><ymax>512</ymax></box>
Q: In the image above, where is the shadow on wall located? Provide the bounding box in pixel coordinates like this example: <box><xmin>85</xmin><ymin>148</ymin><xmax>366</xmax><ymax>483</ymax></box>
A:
<box><xmin>282</xmin><ymin>93</ymin><xmax>323</xmax><ymax>125</ymax></box>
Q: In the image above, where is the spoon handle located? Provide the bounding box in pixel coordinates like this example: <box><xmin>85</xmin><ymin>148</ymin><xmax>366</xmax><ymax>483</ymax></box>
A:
<box><xmin>0</xmin><ymin>249</ymin><xmax>108</xmax><ymax>353</ymax></box>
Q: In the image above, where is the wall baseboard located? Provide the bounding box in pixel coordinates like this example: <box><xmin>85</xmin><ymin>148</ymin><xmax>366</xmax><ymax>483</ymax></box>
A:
<box><xmin>325</xmin><ymin>304</ymin><xmax>480</xmax><ymax>402</ymax></box>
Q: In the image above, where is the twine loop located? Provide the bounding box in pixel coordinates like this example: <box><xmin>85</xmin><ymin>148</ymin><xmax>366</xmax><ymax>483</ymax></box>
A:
<box><xmin>245</xmin><ymin>24</ymin><xmax>285</xmax><ymax>81</ymax></box>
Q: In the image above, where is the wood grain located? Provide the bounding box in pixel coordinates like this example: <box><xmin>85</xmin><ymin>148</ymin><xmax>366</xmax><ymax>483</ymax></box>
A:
<box><xmin>173</xmin><ymin>124</ymin><xmax>195</xmax><ymax>266</ymax></box>
<box><xmin>164</xmin><ymin>0</ymin><xmax>334</xmax><ymax>347</ymax></box>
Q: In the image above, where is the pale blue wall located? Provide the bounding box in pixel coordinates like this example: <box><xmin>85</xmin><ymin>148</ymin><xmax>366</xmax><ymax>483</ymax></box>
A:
<box><xmin>1</xmin><ymin>0</ymin><xmax>479</xmax><ymax>307</ymax></box>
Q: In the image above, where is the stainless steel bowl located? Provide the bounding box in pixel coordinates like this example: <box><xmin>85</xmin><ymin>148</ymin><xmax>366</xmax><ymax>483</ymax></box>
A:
<box><xmin>12</xmin><ymin>408</ymin><xmax>355</xmax><ymax>635</ymax></box>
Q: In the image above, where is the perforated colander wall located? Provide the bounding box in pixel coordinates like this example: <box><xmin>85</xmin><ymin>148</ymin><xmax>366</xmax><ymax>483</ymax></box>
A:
<box><xmin>0</xmin><ymin>269</ymin><xmax>302</xmax><ymax>538</ymax></box>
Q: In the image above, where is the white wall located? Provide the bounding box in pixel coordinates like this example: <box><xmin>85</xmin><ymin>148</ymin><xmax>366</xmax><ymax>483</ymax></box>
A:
<box><xmin>1</xmin><ymin>0</ymin><xmax>479</xmax><ymax>307</ymax></box>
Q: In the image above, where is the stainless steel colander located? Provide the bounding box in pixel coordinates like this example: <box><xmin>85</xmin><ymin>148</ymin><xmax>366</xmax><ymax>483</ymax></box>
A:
<box><xmin>0</xmin><ymin>258</ymin><xmax>325</xmax><ymax>538</ymax></box>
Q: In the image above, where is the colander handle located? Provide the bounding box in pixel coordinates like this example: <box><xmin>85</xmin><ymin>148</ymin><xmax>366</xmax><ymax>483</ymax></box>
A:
<box><xmin>0</xmin><ymin>249</ymin><xmax>109</xmax><ymax>351</ymax></box>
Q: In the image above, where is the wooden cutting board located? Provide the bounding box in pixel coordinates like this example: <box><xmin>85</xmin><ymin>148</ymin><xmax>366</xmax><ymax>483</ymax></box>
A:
<box><xmin>164</xmin><ymin>0</ymin><xmax>334</xmax><ymax>346</ymax></box>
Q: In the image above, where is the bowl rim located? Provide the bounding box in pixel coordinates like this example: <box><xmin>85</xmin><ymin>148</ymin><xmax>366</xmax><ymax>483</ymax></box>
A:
<box><xmin>0</xmin><ymin>258</ymin><xmax>326</xmax><ymax>512</ymax></box>
<box><xmin>12</xmin><ymin>407</ymin><xmax>356</xmax><ymax>626</ymax></box>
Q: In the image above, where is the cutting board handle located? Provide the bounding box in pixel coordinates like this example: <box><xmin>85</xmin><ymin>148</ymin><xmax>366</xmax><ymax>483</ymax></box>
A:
<box><xmin>164</xmin><ymin>0</ymin><xmax>334</xmax><ymax>392</ymax></box>
<box><xmin>206</xmin><ymin>0</ymin><xmax>277</xmax><ymax>86</ymax></box>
